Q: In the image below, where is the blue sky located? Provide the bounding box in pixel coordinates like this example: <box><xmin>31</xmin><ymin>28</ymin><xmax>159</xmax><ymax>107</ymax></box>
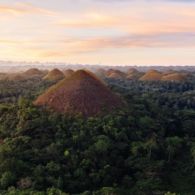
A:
<box><xmin>0</xmin><ymin>0</ymin><xmax>195</xmax><ymax>65</ymax></box>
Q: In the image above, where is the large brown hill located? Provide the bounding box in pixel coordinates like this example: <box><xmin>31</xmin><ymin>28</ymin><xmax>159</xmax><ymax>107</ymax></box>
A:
<box><xmin>34</xmin><ymin>70</ymin><xmax>123</xmax><ymax>117</ymax></box>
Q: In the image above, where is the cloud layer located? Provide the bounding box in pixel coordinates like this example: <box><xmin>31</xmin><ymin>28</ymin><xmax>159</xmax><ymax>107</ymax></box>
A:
<box><xmin>0</xmin><ymin>0</ymin><xmax>195</xmax><ymax>65</ymax></box>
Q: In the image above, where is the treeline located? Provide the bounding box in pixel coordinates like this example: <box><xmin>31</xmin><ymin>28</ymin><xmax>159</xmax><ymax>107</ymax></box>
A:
<box><xmin>108</xmin><ymin>79</ymin><xmax>195</xmax><ymax>110</ymax></box>
<box><xmin>0</xmin><ymin>78</ymin><xmax>55</xmax><ymax>103</ymax></box>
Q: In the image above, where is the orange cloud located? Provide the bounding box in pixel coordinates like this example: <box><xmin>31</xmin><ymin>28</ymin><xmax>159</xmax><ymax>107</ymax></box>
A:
<box><xmin>57</xmin><ymin>12</ymin><xmax>119</xmax><ymax>28</ymax></box>
<box><xmin>19</xmin><ymin>31</ymin><xmax>194</xmax><ymax>60</ymax></box>
<box><xmin>56</xmin><ymin>3</ymin><xmax>195</xmax><ymax>35</ymax></box>
<box><xmin>0</xmin><ymin>3</ymin><xmax>55</xmax><ymax>16</ymax></box>
<box><xmin>0</xmin><ymin>39</ymin><xmax>20</xmax><ymax>44</ymax></box>
<box><xmin>63</xmin><ymin>32</ymin><xmax>195</xmax><ymax>52</ymax></box>
<box><xmin>0</xmin><ymin>1</ymin><xmax>195</xmax><ymax>64</ymax></box>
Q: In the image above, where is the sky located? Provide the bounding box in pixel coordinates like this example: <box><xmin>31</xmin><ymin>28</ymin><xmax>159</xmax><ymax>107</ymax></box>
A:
<box><xmin>0</xmin><ymin>0</ymin><xmax>195</xmax><ymax>65</ymax></box>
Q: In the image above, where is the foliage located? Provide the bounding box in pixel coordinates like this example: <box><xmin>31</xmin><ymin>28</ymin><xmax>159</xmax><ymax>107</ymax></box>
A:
<box><xmin>0</xmin><ymin>78</ymin><xmax>195</xmax><ymax>194</ymax></box>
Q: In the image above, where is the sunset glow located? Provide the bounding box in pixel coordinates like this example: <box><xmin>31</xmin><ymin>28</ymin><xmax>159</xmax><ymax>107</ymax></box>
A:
<box><xmin>0</xmin><ymin>0</ymin><xmax>195</xmax><ymax>65</ymax></box>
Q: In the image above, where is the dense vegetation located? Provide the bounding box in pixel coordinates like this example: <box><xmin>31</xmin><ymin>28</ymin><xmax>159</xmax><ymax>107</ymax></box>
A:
<box><xmin>0</xmin><ymin>77</ymin><xmax>195</xmax><ymax>195</ymax></box>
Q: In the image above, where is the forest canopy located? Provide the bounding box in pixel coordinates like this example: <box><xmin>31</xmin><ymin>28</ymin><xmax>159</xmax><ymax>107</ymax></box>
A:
<box><xmin>0</xmin><ymin>74</ymin><xmax>195</xmax><ymax>195</ymax></box>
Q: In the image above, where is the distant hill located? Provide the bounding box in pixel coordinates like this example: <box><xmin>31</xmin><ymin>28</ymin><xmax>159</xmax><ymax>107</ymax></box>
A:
<box><xmin>95</xmin><ymin>68</ymin><xmax>107</xmax><ymax>79</ymax></box>
<box><xmin>5</xmin><ymin>68</ymin><xmax>46</xmax><ymax>80</ymax></box>
<box><xmin>34</xmin><ymin>70</ymin><xmax>124</xmax><ymax>117</ymax></box>
<box><xmin>0</xmin><ymin>73</ymin><xmax>8</xmax><ymax>80</ymax></box>
<box><xmin>6</xmin><ymin>73</ymin><xmax>26</xmax><ymax>81</ymax></box>
<box><xmin>24</xmin><ymin>68</ymin><xmax>44</xmax><ymax>77</ymax></box>
<box><xmin>43</xmin><ymin>69</ymin><xmax>65</xmax><ymax>81</ymax></box>
<box><xmin>161</xmin><ymin>73</ymin><xmax>188</xmax><ymax>81</ymax></box>
<box><xmin>126</xmin><ymin>68</ymin><xmax>143</xmax><ymax>80</ymax></box>
<box><xmin>106</xmin><ymin>69</ymin><xmax>127</xmax><ymax>79</ymax></box>
<box><xmin>63</xmin><ymin>69</ymin><xmax>74</xmax><ymax>78</ymax></box>
<box><xmin>140</xmin><ymin>70</ymin><xmax>162</xmax><ymax>81</ymax></box>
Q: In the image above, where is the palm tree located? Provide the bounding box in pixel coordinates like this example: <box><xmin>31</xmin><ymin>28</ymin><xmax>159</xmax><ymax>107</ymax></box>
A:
<box><xmin>145</xmin><ymin>133</ymin><xmax>158</xmax><ymax>160</ymax></box>
<box><xmin>190</xmin><ymin>142</ymin><xmax>195</xmax><ymax>165</ymax></box>
<box><xmin>165</xmin><ymin>136</ymin><xmax>183</xmax><ymax>162</ymax></box>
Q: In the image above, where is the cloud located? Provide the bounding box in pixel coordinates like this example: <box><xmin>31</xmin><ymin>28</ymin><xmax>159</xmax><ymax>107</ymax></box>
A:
<box><xmin>0</xmin><ymin>0</ymin><xmax>195</xmax><ymax>64</ymax></box>
<box><xmin>0</xmin><ymin>39</ymin><xmax>19</xmax><ymax>44</ymax></box>
<box><xmin>0</xmin><ymin>38</ymin><xmax>51</xmax><ymax>46</ymax></box>
<box><xmin>57</xmin><ymin>12</ymin><xmax>119</xmax><ymax>28</ymax></box>
<box><xmin>55</xmin><ymin>3</ymin><xmax>195</xmax><ymax>35</ymax></box>
<box><xmin>0</xmin><ymin>3</ymin><xmax>55</xmax><ymax>16</ymax></box>
<box><xmin>91</xmin><ymin>0</ymin><xmax>195</xmax><ymax>2</ymax></box>
<box><xmin>21</xmin><ymin>31</ymin><xmax>195</xmax><ymax>60</ymax></box>
<box><xmin>1</xmin><ymin>31</ymin><xmax>194</xmax><ymax>65</ymax></box>
<box><xmin>67</xmin><ymin>32</ymin><xmax>195</xmax><ymax>52</ymax></box>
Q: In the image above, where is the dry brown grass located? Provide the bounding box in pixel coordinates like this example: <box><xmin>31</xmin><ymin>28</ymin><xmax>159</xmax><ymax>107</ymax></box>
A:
<box><xmin>35</xmin><ymin>70</ymin><xmax>124</xmax><ymax>117</ymax></box>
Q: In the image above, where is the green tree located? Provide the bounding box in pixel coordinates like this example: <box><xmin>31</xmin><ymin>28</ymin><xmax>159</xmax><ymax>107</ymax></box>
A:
<box><xmin>165</xmin><ymin>136</ymin><xmax>183</xmax><ymax>162</ymax></box>
<box><xmin>94</xmin><ymin>135</ymin><xmax>111</xmax><ymax>153</ymax></box>
<box><xmin>190</xmin><ymin>142</ymin><xmax>195</xmax><ymax>165</ymax></box>
<box><xmin>145</xmin><ymin>133</ymin><xmax>158</xmax><ymax>160</ymax></box>
<box><xmin>0</xmin><ymin>171</ymin><xmax>16</xmax><ymax>189</ymax></box>
<box><xmin>131</xmin><ymin>141</ymin><xmax>146</xmax><ymax>157</ymax></box>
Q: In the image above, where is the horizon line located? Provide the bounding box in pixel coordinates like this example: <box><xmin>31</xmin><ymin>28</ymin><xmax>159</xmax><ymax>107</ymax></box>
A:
<box><xmin>0</xmin><ymin>60</ymin><xmax>195</xmax><ymax>67</ymax></box>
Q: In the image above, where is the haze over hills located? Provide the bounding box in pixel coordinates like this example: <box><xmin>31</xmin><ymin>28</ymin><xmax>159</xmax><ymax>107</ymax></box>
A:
<box><xmin>0</xmin><ymin>66</ymin><xmax>194</xmax><ymax>82</ymax></box>
<box><xmin>0</xmin><ymin>61</ymin><xmax>195</xmax><ymax>73</ymax></box>
<box><xmin>0</xmin><ymin>68</ymin><xmax>46</xmax><ymax>81</ymax></box>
